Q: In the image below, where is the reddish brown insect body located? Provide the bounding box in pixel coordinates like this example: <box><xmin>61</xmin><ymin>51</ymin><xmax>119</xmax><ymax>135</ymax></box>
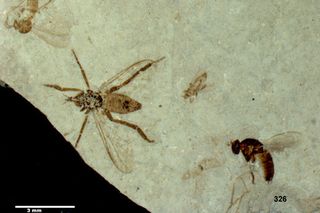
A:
<box><xmin>231</xmin><ymin>138</ymin><xmax>274</xmax><ymax>182</ymax></box>
<box><xmin>104</xmin><ymin>93</ymin><xmax>141</xmax><ymax>114</ymax></box>
<box><xmin>258</xmin><ymin>150</ymin><xmax>274</xmax><ymax>182</ymax></box>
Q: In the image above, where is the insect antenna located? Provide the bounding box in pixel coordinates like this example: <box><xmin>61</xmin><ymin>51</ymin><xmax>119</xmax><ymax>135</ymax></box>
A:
<box><xmin>71</xmin><ymin>49</ymin><xmax>91</xmax><ymax>89</ymax></box>
<box><xmin>61</xmin><ymin>93</ymin><xmax>71</xmax><ymax>104</ymax></box>
<box><xmin>154</xmin><ymin>56</ymin><xmax>166</xmax><ymax>63</ymax></box>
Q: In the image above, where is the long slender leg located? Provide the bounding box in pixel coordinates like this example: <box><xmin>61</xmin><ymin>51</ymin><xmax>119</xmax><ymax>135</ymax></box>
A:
<box><xmin>109</xmin><ymin>56</ymin><xmax>165</xmax><ymax>93</ymax></box>
<box><xmin>44</xmin><ymin>84</ymin><xmax>82</xmax><ymax>92</ymax></box>
<box><xmin>105</xmin><ymin>111</ymin><xmax>154</xmax><ymax>143</ymax></box>
<box><xmin>225</xmin><ymin>176</ymin><xmax>250</xmax><ymax>213</ymax></box>
<box><xmin>248</xmin><ymin>164</ymin><xmax>256</xmax><ymax>184</ymax></box>
<box><xmin>74</xmin><ymin>114</ymin><xmax>89</xmax><ymax>148</ymax></box>
<box><xmin>92</xmin><ymin>111</ymin><xmax>133</xmax><ymax>173</ymax></box>
<box><xmin>71</xmin><ymin>49</ymin><xmax>91</xmax><ymax>89</ymax></box>
<box><xmin>250</xmin><ymin>171</ymin><xmax>255</xmax><ymax>184</ymax></box>
<box><xmin>38</xmin><ymin>0</ymin><xmax>53</xmax><ymax>10</ymax></box>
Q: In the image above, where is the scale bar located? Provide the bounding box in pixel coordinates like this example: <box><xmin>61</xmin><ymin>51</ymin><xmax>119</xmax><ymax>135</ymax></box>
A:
<box><xmin>15</xmin><ymin>206</ymin><xmax>75</xmax><ymax>208</ymax></box>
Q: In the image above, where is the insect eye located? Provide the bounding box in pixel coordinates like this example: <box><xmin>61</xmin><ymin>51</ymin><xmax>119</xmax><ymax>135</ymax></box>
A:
<box><xmin>231</xmin><ymin>140</ymin><xmax>240</xmax><ymax>154</ymax></box>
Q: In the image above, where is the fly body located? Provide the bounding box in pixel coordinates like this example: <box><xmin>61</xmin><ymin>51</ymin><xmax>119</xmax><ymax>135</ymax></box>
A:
<box><xmin>45</xmin><ymin>49</ymin><xmax>165</xmax><ymax>172</ymax></box>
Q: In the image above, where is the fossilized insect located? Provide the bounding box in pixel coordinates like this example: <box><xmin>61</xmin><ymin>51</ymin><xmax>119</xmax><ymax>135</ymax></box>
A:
<box><xmin>4</xmin><ymin>0</ymin><xmax>52</xmax><ymax>33</ymax></box>
<box><xmin>183</xmin><ymin>71</ymin><xmax>207</xmax><ymax>102</ymax></box>
<box><xmin>45</xmin><ymin>49</ymin><xmax>165</xmax><ymax>172</ymax></box>
<box><xmin>230</xmin><ymin>131</ymin><xmax>301</xmax><ymax>183</ymax></box>
<box><xmin>182</xmin><ymin>157</ymin><xmax>222</xmax><ymax>180</ymax></box>
<box><xmin>231</xmin><ymin>138</ymin><xmax>274</xmax><ymax>183</ymax></box>
<box><xmin>3</xmin><ymin>0</ymin><xmax>72</xmax><ymax>47</ymax></box>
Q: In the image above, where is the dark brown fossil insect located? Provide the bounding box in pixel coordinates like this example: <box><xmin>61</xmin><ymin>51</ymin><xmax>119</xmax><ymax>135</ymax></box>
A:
<box><xmin>227</xmin><ymin>132</ymin><xmax>302</xmax><ymax>212</ymax></box>
<box><xmin>45</xmin><ymin>49</ymin><xmax>165</xmax><ymax>172</ymax></box>
<box><xmin>231</xmin><ymin>138</ymin><xmax>274</xmax><ymax>183</ymax></box>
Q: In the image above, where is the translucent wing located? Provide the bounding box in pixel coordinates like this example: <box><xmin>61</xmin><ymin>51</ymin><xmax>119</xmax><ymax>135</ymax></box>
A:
<box><xmin>2</xmin><ymin>0</ymin><xmax>25</xmax><ymax>29</ymax></box>
<box><xmin>2</xmin><ymin>0</ymin><xmax>73</xmax><ymax>47</ymax></box>
<box><xmin>32</xmin><ymin>11</ymin><xmax>72</xmax><ymax>48</ymax></box>
<box><xmin>99</xmin><ymin>57</ymin><xmax>164</xmax><ymax>92</ymax></box>
<box><xmin>263</xmin><ymin>131</ymin><xmax>302</xmax><ymax>153</ymax></box>
<box><xmin>92</xmin><ymin>111</ymin><xmax>133</xmax><ymax>173</ymax></box>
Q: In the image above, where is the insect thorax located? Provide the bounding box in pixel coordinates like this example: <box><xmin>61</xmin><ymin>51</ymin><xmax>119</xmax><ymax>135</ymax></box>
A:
<box><xmin>71</xmin><ymin>90</ymin><xmax>103</xmax><ymax>111</ymax></box>
<box><xmin>14</xmin><ymin>19</ymin><xmax>32</xmax><ymax>33</ymax></box>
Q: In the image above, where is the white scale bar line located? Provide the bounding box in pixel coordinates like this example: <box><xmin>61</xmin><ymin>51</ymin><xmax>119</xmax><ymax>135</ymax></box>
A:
<box><xmin>15</xmin><ymin>206</ymin><xmax>75</xmax><ymax>208</ymax></box>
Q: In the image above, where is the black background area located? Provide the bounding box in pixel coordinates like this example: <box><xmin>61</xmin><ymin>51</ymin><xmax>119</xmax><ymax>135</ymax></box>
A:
<box><xmin>0</xmin><ymin>82</ymin><xmax>149</xmax><ymax>213</ymax></box>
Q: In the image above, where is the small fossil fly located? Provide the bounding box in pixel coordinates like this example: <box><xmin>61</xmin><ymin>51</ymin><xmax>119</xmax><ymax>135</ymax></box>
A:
<box><xmin>230</xmin><ymin>131</ymin><xmax>301</xmax><ymax>183</ymax></box>
<box><xmin>183</xmin><ymin>71</ymin><xmax>207</xmax><ymax>102</ymax></box>
<box><xmin>3</xmin><ymin>0</ymin><xmax>72</xmax><ymax>47</ymax></box>
<box><xmin>231</xmin><ymin>138</ymin><xmax>274</xmax><ymax>183</ymax></box>
<box><xmin>4</xmin><ymin>0</ymin><xmax>53</xmax><ymax>33</ymax></box>
<box><xmin>45</xmin><ymin>49</ymin><xmax>165</xmax><ymax>172</ymax></box>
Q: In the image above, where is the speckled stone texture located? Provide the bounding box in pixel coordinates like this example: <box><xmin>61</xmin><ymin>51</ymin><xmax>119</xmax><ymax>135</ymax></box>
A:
<box><xmin>1</xmin><ymin>0</ymin><xmax>320</xmax><ymax>212</ymax></box>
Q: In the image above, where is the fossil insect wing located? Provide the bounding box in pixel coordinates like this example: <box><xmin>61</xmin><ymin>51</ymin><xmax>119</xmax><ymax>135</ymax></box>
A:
<box><xmin>31</xmin><ymin>12</ymin><xmax>72</xmax><ymax>48</ymax></box>
<box><xmin>93</xmin><ymin>112</ymin><xmax>134</xmax><ymax>173</ymax></box>
<box><xmin>264</xmin><ymin>131</ymin><xmax>302</xmax><ymax>153</ymax></box>
<box><xmin>104</xmin><ymin>93</ymin><xmax>141</xmax><ymax>114</ymax></box>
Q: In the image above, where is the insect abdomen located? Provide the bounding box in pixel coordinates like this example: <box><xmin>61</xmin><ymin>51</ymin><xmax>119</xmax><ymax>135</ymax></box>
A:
<box><xmin>258</xmin><ymin>150</ymin><xmax>274</xmax><ymax>182</ymax></box>
<box><xmin>105</xmin><ymin>93</ymin><xmax>141</xmax><ymax>114</ymax></box>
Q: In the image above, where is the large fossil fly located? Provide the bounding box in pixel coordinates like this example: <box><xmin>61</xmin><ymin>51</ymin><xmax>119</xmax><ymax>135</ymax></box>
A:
<box><xmin>230</xmin><ymin>131</ymin><xmax>301</xmax><ymax>183</ymax></box>
<box><xmin>45</xmin><ymin>49</ymin><xmax>165</xmax><ymax>172</ymax></box>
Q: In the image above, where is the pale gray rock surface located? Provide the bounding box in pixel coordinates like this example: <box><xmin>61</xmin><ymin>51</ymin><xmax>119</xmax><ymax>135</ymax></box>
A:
<box><xmin>1</xmin><ymin>0</ymin><xmax>320</xmax><ymax>212</ymax></box>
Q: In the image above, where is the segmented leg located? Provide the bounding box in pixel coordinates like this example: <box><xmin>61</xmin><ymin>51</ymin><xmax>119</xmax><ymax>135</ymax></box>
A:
<box><xmin>105</xmin><ymin>111</ymin><xmax>154</xmax><ymax>143</ymax></box>
<box><xmin>71</xmin><ymin>49</ymin><xmax>91</xmax><ymax>89</ymax></box>
<box><xmin>44</xmin><ymin>84</ymin><xmax>82</xmax><ymax>92</ymax></box>
<box><xmin>225</xmin><ymin>176</ymin><xmax>250</xmax><ymax>213</ymax></box>
<box><xmin>38</xmin><ymin>0</ymin><xmax>53</xmax><ymax>10</ymax></box>
<box><xmin>75</xmin><ymin>114</ymin><xmax>89</xmax><ymax>148</ymax></box>
<box><xmin>250</xmin><ymin>171</ymin><xmax>255</xmax><ymax>184</ymax></box>
<box><xmin>109</xmin><ymin>57</ymin><xmax>165</xmax><ymax>93</ymax></box>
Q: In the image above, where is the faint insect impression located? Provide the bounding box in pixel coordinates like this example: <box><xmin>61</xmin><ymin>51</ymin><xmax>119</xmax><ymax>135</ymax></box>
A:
<box><xmin>225</xmin><ymin>174</ymin><xmax>250</xmax><ymax>213</ymax></box>
<box><xmin>183</xmin><ymin>71</ymin><xmax>207</xmax><ymax>102</ymax></box>
<box><xmin>45</xmin><ymin>49</ymin><xmax>165</xmax><ymax>172</ymax></box>
<box><xmin>182</xmin><ymin>157</ymin><xmax>222</xmax><ymax>180</ymax></box>
<box><xmin>3</xmin><ymin>0</ymin><xmax>72</xmax><ymax>47</ymax></box>
<box><xmin>230</xmin><ymin>131</ymin><xmax>301</xmax><ymax>183</ymax></box>
<box><xmin>3</xmin><ymin>0</ymin><xmax>51</xmax><ymax>33</ymax></box>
